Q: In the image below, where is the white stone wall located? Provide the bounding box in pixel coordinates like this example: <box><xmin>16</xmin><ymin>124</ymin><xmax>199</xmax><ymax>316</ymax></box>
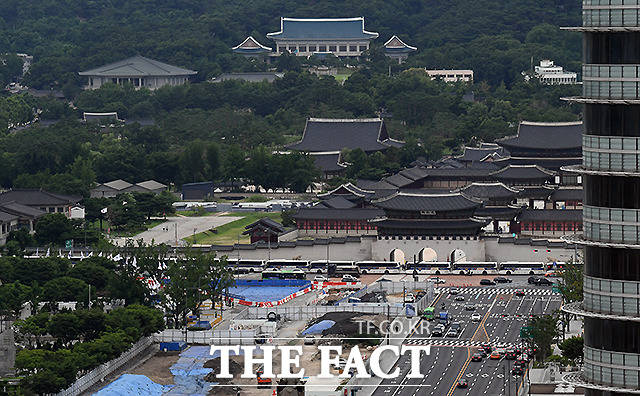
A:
<box><xmin>211</xmin><ymin>236</ymin><xmax>578</xmax><ymax>263</ymax></box>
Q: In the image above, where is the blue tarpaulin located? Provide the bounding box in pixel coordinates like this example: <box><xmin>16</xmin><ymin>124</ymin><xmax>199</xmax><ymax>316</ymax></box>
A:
<box><xmin>302</xmin><ymin>320</ymin><xmax>336</xmax><ymax>335</ymax></box>
<box><xmin>225</xmin><ymin>279</ymin><xmax>311</xmax><ymax>302</ymax></box>
<box><xmin>93</xmin><ymin>374</ymin><xmax>172</xmax><ymax>396</ymax></box>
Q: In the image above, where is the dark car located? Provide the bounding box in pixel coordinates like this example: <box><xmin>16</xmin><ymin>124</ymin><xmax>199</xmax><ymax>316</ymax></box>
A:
<box><xmin>457</xmin><ymin>379</ymin><xmax>468</xmax><ymax>388</ymax></box>
<box><xmin>527</xmin><ymin>276</ymin><xmax>538</xmax><ymax>284</ymax></box>
<box><xmin>505</xmin><ymin>349</ymin><xmax>518</xmax><ymax>359</ymax></box>
<box><xmin>477</xmin><ymin>348</ymin><xmax>488</xmax><ymax>357</ymax></box>
<box><xmin>480</xmin><ymin>279</ymin><xmax>496</xmax><ymax>286</ymax></box>
<box><xmin>536</xmin><ymin>277</ymin><xmax>554</xmax><ymax>286</ymax></box>
<box><xmin>481</xmin><ymin>343</ymin><xmax>493</xmax><ymax>353</ymax></box>
<box><xmin>511</xmin><ymin>366</ymin><xmax>524</xmax><ymax>376</ymax></box>
<box><xmin>471</xmin><ymin>353</ymin><xmax>483</xmax><ymax>362</ymax></box>
<box><xmin>494</xmin><ymin>276</ymin><xmax>512</xmax><ymax>283</ymax></box>
<box><xmin>515</xmin><ymin>290</ymin><xmax>526</xmax><ymax>297</ymax></box>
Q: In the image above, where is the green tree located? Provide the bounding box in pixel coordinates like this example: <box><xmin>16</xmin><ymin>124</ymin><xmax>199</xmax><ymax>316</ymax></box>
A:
<box><xmin>526</xmin><ymin>314</ymin><xmax>560</xmax><ymax>361</ymax></box>
<box><xmin>559</xmin><ymin>336</ymin><xmax>583</xmax><ymax>363</ymax></box>
<box><xmin>42</xmin><ymin>276</ymin><xmax>92</xmax><ymax>303</ymax></box>
<box><xmin>0</xmin><ymin>281</ymin><xmax>32</xmax><ymax>317</ymax></box>
<box><xmin>558</xmin><ymin>261</ymin><xmax>583</xmax><ymax>303</ymax></box>
<box><xmin>35</xmin><ymin>213</ymin><xmax>75</xmax><ymax>246</ymax></box>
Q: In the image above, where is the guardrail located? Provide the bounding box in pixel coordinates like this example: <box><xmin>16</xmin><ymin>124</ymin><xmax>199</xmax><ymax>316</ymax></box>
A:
<box><xmin>153</xmin><ymin>329</ymin><xmax>256</xmax><ymax>345</ymax></box>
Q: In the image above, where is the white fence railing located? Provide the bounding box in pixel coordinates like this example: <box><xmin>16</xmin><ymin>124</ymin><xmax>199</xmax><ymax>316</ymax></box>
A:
<box><xmin>153</xmin><ymin>329</ymin><xmax>256</xmax><ymax>345</ymax></box>
<box><xmin>240</xmin><ymin>305</ymin><xmax>406</xmax><ymax>321</ymax></box>
<box><xmin>55</xmin><ymin>336</ymin><xmax>153</xmax><ymax>396</ymax></box>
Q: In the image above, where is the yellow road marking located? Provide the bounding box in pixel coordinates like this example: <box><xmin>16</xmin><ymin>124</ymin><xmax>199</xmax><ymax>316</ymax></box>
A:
<box><xmin>446</xmin><ymin>347</ymin><xmax>472</xmax><ymax>396</ymax></box>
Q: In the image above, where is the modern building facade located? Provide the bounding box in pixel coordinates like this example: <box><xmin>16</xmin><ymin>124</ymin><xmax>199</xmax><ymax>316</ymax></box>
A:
<box><xmin>267</xmin><ymin>17</ymin><xmax>379</xmax><ymax>57</ymax></box>
<box><xmin>425</xmin><ymin>69</ymin><xmax>474</xmax><ymax>83</ymax></box>
<box><xmin>562</xmin><ymin>1</ymin><xmax>640</xmax><ymax>394</ymax></box>
<box><xmin>534</xmin><ymin>59</ymin><xmax>578</xmax><ymax>85</ymax></box>
<box><xmin>79</xmin><ymin>56</ymin><xmax>197</xmax><ymax>90</ymax></box>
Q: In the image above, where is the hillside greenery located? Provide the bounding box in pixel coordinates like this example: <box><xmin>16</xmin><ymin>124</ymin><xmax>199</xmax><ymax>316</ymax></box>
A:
<box><xmin>0</xmin><ymin>0</ymin><xmax>583</xmax><ymax>198</ymax></box>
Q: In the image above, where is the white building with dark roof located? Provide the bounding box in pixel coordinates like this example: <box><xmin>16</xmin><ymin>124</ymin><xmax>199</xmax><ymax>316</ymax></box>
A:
<box><xmin>79</xmin><ymin>55</ymin><xmax>197</xmax><ymax>90</ymax></box>
<box><xmin>267</xmin><ymin>17</ymin><xmax>378</xmax><ymax>57</ymax></box>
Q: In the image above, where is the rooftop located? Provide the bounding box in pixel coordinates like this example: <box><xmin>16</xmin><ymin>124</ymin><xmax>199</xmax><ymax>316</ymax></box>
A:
<box><xmin>232</xmin><ymin>36</ymin><xmax>272</xmax><ymax>53</ymax></box>
<box><xmin>0</xmin><ymin>202</ymin><xmax>46</xmax><ymax>218</ymax></box>
<box><xmin>455</xmin><ymin>146</ymin><xmax>508</xmax><ymax>162</ymax></box>
<box><xmin>383</xmin><ymin>35</ymin><xmax>417</xmax><ymax>53</ymax></box>
<box><xmin>267</xmin><ymin>17</ymin><xmax>379</xmax><ymax>40</ymax></box>
<box><xmin>136</xmin><ymin>180</ymin><xmax>167</xmax><ymax>191</ymax></box>
<box><xmin>0</xmin><ymin>189</ymin><xmax>80</xmax><ymax>206</ymax></box>
<box><xmin>309</xmin><ymin>152</ymin><xmax>347</xmax><ymax>173</ymax></box>
<box><xmin>491</xmin><ymin>165</ymin><xmax>556</xmax><ymax>181</ymax></box>
<box><xmin>459</xmin><ymin>182</ymin><xmax>521</xmax><ymax>201</ymax></box>
<box><xmin>79</xmin><ymin>55</ymin><xmax>197</xmax><ymax>77</ymax></box>
<box><xmin>102</xmin><ymin>179</ymin><xmax>133</xmax><ymax>191</ymax></box>
<box><xmin>288</xmin><ymin>118</ymin><xmax>403</xmax><ymax>153</ymax></box>
<box><xmin>496</xmin><ymin>121</ymin><xmax>583</xmax><ymax>151</ymax></box>
<box><xmin>373</xmin><ymin>192</ymin><xmax>481</xmax><ymax>212</ymax></box>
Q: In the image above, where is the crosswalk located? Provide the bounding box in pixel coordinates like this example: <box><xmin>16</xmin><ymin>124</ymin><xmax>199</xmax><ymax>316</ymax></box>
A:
<box><xmin>404</xmin><ymin>338</ymin><xmax>521</xmax><ymax>349</ymax></box>
<box><xmin>447</xmin><ymin>287</ymin><xmax>557</xmax><ymax>296</ymax></box>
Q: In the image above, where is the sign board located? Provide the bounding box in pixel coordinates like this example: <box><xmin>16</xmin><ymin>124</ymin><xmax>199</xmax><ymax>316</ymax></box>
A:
<box><xmin>65</xmin><ymin>240</ymin><xmax>73</xmax><ymax>249</ymax></box>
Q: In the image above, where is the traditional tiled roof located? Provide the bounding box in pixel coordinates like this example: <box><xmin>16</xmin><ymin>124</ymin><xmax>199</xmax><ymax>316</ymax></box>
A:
<box><xmin>243</xmin><ymin>217</ymin><xmax>286</xmax><ymax>235</ymax></box>
<box><xmin>490</xmin><ymin>165</ymin><xmax>556</xmax><ymax>181</ymax></box>
<box><xmin>373</xmin><ymin>192</ymin><xmax>482</xmax><ymax>212</ymax></box>
<box><xmin>318</xmin><ymin>183</ymin><xmax>374</xmax><ymax>199</ymax></box>
<box><xmin>399</xmin><ymin>167</ymin><xmax>430</xmax><ymax>181</ymax></box>
<box><xmin>383</xmin><ymin>35</ymin><xmax>417</xmax><ymax>54</ymax></box>
<box><xmin>455</xmin><ymin>146</ymin><xmax>508</xmax><ymax>162</ymax></box>
<box><xmin>384</xmin><ymin>173</ymin><xmax>415</xmax><ymax>188</ymax></box>
<box><xmin>459</xmin><ymin>182</ymin><xmax>520</xmax><ymax>201</ymax></box>
<box><xmin>517</xmin><ymin>186</ymin><xmax>556</xmax><ymax>200</ymax></box>
<box><xmin>318</xmin><ymin>196</ymin><xmax>358</xmax><ymax>209</ymax></box>
<box><xmin>310</xmin><ymin>152</ymin><xmax>347</xmax><ymax>173</ymax></box>
<box><xmin>519</xmin><ymin>209</ymin><xmax>583</xmax><ymax>222</ymax></box>
<box><xmin>0</xmin><ymin>189</ymin><xmax>80</xmax><ymax>206</ymax></box>
<box><xmin>288</xmin><ymin>118</ymin><xmax>403</xmax><ymax>152</ymax></box>
<box><xmin>0</xmin><ymin>202</ymin><xmax>45</xmax><ymax>218</ymax></box>
<box><xmin>79</xmin><ymin>55</ymin><xmax>196</xmax><ymax>77</ymax></box>
<box><xmin>551</xmin><ymin>188</ymin><xmax>584</xmax><ymax>202</ymax></box>
<box><xmin>293</xmin><ymin>208</ymin><xmax>384</xmax><ymax>220</ymax></box>
<box><xmin>0</xmin><ymin>210</ymin><xmax>19</xmax><ymax>222</ymax></box>
<box><xmin>474</xmin><ymin>206</ymin><xmax>521</xmax><ymax>219</ymax></box>
<box><xmin>232</xmin><ymin>36</ymin><xmax>272</xmax><ymax>54</ymax></box>
<box><xmin>102</xmin><ymin>179</ymin><xmax>133</xmax><ymax>191</ymax></box>
<box><xmin>136</xmin><ymin>180</ymin><xmax>167</xmax><ymax>191</ymax></box>
<box><xmin>496</xmin><ymin>121</ymin><xmax>583</xmax><ymax>150</ymax></box>
<box><xmin>267</xmin><ymin>17</ymin><xmax>379</xmax><ymax>40</ymax></box>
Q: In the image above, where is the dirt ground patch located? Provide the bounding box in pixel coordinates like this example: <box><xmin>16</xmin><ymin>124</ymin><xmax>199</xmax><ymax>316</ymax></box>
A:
<box><xmin>129</xmin><ymin>351</ymin><xmax>180</xmax><ymax>385</ymax></box>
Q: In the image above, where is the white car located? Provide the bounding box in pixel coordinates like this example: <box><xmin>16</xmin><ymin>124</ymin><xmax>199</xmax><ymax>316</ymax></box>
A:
<box><xmin>471</xmin><ymin>313</ymin><xmax>482</xmax><ymax>322</ymax></box>
<box><xmin>314</xmin><ymin>275</ymin><xmax>328</xmax><ymax>282</ymax></box>
<box><xmin>404</xmin><ymin>293</ymin><xmax>415</xmax><ymax>303</ymax></box>
<box><xmin>304</xmin><ymin>336</ymin><xmax>316</xmax><ymax>345</ymax></box>
<box><xmin>430</xmin><ymin>277</ymin><xmax>446</xmax><ymax>284</ymax></box>
<box><xmin>341</xmin><ymin>275</ymin><xmax>358</xmax><ymax>282</ymax></box>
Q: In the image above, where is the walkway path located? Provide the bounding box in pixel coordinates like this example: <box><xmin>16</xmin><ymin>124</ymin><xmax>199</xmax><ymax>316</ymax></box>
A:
<box><xmin>110</xmin><ymin>214</ymin><xmax>241</xmax><ymax>247</ymax></box>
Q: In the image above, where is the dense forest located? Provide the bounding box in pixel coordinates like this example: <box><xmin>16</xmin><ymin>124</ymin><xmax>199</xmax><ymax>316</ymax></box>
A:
<box><xmin>0</xmin><ymin>0</ymin><xmax>582</xmax><ymax>89</ymax></box>
<box><xmin>0</xmin><ymin>0</ymin><xmax>584</xmax><ymax>196</ymax></box>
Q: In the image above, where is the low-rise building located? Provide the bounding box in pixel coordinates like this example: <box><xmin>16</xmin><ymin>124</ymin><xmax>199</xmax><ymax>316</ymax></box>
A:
<box><xmin>79</xmin><ymin>55</ymin><xmax>197</xmax><ymax>90</ymax></box>
<box><xmin>90</xmin><ymin>179</ymin><xmax>167</xmax><ymax>198</ymax></box>
<box><xmin>425</xmin><ymin>69</ymin><xmax>474</xmax><ymax>83</ymax></box>
<box><xmin>0</xmin><ymin>189</ymin><xmax>81</xmax><ymax>217</ymax></box>
<box><xmin>534</xmin><ymin>59</ymin><xmax>578</xmax><ymax>85</ymax></box>
<box><xmin>231</xmin><ymin>36</ymin><xmax>273</xmax><ymax>60</ymax></box>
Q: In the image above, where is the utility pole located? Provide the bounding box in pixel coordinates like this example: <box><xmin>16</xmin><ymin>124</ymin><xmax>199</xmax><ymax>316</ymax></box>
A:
<box><xmin>386</xmin><ymin>304</ymin><xmax>390</xmax><ymax>345</ymax></box>
<box><xmin>174</xmin><ymin>222</ymin><xmax>178</xmax><ymax>246</ymax></box>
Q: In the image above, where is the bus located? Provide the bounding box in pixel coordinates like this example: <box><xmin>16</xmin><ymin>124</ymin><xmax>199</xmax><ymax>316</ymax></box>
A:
<box><xmin>405</xmin><ymin>261</ymin><xmax>451</xmax><ymax>274</ymax></box>
<box><xmin>329</xmin><ymin>264</ymin><xmax>361</xmax><ymax>278</ymax></box>
<box><xmin>226</xmin><ymin>259</ymin><xmax>265</xmax><ymax>273</ymax></box>
<box><xmin>498</xmin><ymin>261</ymin><xmax>545</xmax><ymax>275</ymax></box>
<box><xmin>265</xmin><ymin>260</ymin><xmax>310</xmax><ymax>270</ymax></box>
<box><xmin>261</xmin><ymin>268</ymin><xmax>306</xmax><ymax>280</ymax></box>
<box><xmin>309</xmin><ymin>260</ymin><xmax>354</xmax><ymax>274</ymax></box>
<box><xmin>452</xmin><ymin>262</ymin><xmax>498</xmax><ymax>275</ymax></box>
<box><xmin>355</xmin><ymin>261</ymin><xmax>403</xmax><ymax>274</ymax></box>
<box><xmin>422</xmin><ymin>307</ymin><xmax>436</xmax><ymax>320</ymax></box>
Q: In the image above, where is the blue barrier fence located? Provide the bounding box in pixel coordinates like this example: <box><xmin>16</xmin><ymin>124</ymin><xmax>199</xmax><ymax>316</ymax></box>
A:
<box><xmin>233</xmin><ymin>279</ymin><xmax>311</xmax><ymax>288</ymax></box>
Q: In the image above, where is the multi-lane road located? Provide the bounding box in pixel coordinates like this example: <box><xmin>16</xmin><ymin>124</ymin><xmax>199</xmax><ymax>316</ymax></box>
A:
<box><xmin>373</xmin><ymin>278</ymin><xmax>562</xmax><ymax>396</ymax></box>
